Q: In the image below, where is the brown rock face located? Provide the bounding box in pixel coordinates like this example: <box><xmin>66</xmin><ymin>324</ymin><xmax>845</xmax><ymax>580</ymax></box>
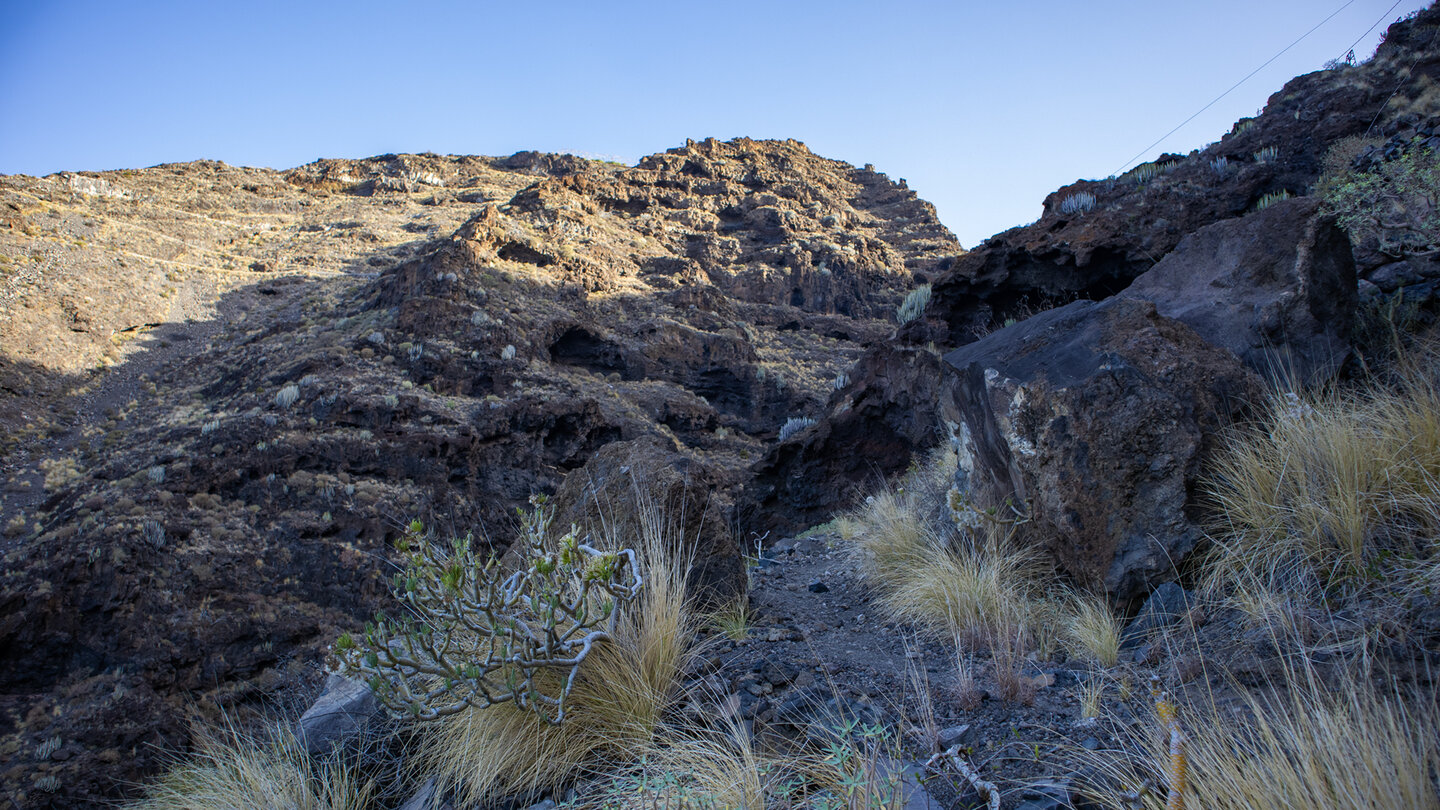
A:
<box><xmin>0</xmin><ymin>138</ymin><xmax>952</xmax><ymax>807</ymax></box>
<box><xmin>940</xmin><ymin>299</ymin><xmax>1262</xmax><ymax>604</ymax></box>
<box><xmin>905</xmin><ymin>7</ymin><xmax>1439</xmax><ymax>348</ymax></box>
<box><xmin>1119</xmin><ymin>197</ymin><xmax>1357</xmax><ymax>386</ymax></box>
<box><xmin>744</xmin><ymin>8</ymin><xmax>1439</xmax><ymax>532</ymax></box>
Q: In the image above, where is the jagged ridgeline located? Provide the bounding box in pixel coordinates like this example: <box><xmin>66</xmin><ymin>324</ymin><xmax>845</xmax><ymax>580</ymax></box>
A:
<box><xmin>0</xmin><ymin>137</ymin><xmax>958</xmax><ymax>805</ymax></box>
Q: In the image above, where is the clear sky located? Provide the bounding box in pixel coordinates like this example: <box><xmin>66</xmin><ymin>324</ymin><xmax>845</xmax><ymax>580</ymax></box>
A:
<box><xmin>1</xmin><ymin>1</ymin><xmax>1430</xmax><ymax>248</ymax></box>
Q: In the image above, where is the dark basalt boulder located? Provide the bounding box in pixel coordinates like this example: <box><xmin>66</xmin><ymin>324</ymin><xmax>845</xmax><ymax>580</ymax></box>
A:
<box><xmin>1118</xmin><ymin>196</ymin><xmax>1357</xmax><ymax>386</ymax></box>
<box><xmin>940</xmin><ymin>298</ymin><xmax>1262</xmax><ymax>604</ymax></box>
<box><xmin>739</xmin><ymin>345</ymin><xmax>949</xmax><ymax>536</ymax></box>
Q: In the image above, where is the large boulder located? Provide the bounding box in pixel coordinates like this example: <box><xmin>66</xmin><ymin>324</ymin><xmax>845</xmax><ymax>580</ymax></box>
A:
<box><xmin>1119</xmin><ymin>196</ymin><xmax>1356</xmax><ymax>385</ymax></box>
<box><xmin>941</xmin><ymin>298</ymin><xmax>1262</xmax><ymax>604</ymax></box>
<box><xmin>551</xmin><ymin>437</ymin><xmax>745</xmax><ymax>606</ymax></box>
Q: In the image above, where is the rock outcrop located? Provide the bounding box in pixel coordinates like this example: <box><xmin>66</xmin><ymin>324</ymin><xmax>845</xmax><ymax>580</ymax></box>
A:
<box><xmin>940</xmin><ymin>298</ymin><xmax>1262</xmax><ymax>603</ymax></box>
<box><xmin>747</xmin><ymin>7</ymin><xmax>1440</xmax><ymax>538</ymax></box>
<box><xmin>552</xmin><ymin>437</ymin><xmax>745</xmax><ymax>606</ymax></box>
<box><xmin>1119</xmin><ymin>196</ymin><xmax>1357</xmax><ymax>385</ymax></box>
<box><xmin>741</xmin><ymin>345</ymin><xmax>948</xmax><ymax>534</ymax></box>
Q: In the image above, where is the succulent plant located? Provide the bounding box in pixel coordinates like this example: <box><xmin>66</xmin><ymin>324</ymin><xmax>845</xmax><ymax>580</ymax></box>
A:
<box><xmin>332</xmin><ymin>499</ymin><xmax>643</xmax><ymax>725</ymax></box>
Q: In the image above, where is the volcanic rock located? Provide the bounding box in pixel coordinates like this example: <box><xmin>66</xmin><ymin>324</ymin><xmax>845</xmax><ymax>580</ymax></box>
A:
<box><xmin>550</xmin><ymin>436</ymin><xmax>745</xmax><ymax>606</ymax></box>
<box><xmin>940</xmin><ymin>298</ymin><xmax>1262</xmax><ymax>603</ymax></box>
<box><xmin>0</xmin><ymin>138</ymin><xmax>955</xmax><ymax>805</ymax></box>
<box><xmin>1119</xmin><ymin>196</ymin><xmax>1357</xmax><ymax>385</ymax></box>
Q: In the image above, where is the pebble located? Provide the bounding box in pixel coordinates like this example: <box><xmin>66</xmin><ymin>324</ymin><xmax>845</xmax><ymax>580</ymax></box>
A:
<box><xmin>807</xmin><ymin>580</ymin><xmax>829</xmax><ymax>593</ymax></box>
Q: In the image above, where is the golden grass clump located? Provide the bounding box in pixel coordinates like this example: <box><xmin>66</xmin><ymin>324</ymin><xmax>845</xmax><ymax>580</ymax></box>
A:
<box><xmin>129</xmin><ymin>720</ymin><xmax>374</xmax><ymax>810</ymax></box>
<box><xmin>582</xmin><ymin>719</ymin><xmax>773</xmax><ymax>810</ymax></box>
<box><xmin>1204</xmin><ymin>351</ymin><xmax>1440</xmax><ymax>606</ymax></box>
<box><xmin>710</xmin><ymin>595</ymin><xmax>753</xmax><ymax>641</ymax></box>
<box><xmin>1081</xmin><ymin>661</ymin><xmax>1440</xmax><ymax>810</ymax></box>
<box><xmin>1062</xmin><ymin>590</ymin><xmax>1123</xmax><ymax>668</ymax></box>
<box><xmin>841</xmin><ymin>446</ymin><xmax>1053</xmax><ymax>651</ymax></box>
<box><xmin>418</xmin><ymin>497</ymin><xmax>701</xmax><ymax>805</ymax></box>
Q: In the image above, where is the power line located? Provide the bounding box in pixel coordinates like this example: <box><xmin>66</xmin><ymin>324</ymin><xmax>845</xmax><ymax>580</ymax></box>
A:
<box><xmin>1111</xmin><ymin>0</ymin><xmax>1357</xmax><ymax>176</ymax></box>
<box><xmin>1335</xmin><ymin>0</ymin><xmax>1406</xmax><ymax>63</ymax></box>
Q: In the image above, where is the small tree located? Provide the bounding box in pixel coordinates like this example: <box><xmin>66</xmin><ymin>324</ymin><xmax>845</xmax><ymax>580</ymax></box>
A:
<box><xmin>332</xmin><ymin>497</ymin><xmax>643</xmax><ymax>725</ymax></box>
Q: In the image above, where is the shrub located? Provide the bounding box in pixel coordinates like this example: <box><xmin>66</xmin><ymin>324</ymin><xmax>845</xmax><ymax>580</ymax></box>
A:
<box><xmin>416</xmin><ymin>494</ymin><xmax>700</xmax><ymax>803</ymax></box>
<box><xmin>896</xmin><ymin>283</ymin><xmax>931</xmax><ymax>324</ymax></box>
<box><xmin>1321</xmin><ymin>143</ymin><xmax>1440</xmax><ymax>257</ymax></box>
<box><xmin>333</xmin><ymin>501</ymin><xmax>643</xmax><ymax>725</ymax></box>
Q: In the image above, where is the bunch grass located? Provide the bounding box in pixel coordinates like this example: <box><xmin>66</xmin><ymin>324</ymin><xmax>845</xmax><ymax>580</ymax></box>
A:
<box><xmin>129</xmin><ymin>719</ymin><xmax>375</xmax><ymax>810</ymax></box>
<box><xmin>1081</xmin><ymin>655</ymin><xmax>1440</xmax><ymax>809</ymax></box>
<box><xmin>1203</xmin><ymin>349</ymin><xmax>1440</xmax><ymax>611</ymax></box>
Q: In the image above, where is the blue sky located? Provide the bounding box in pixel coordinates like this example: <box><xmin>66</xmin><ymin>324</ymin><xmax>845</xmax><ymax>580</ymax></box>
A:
<box><xmin>1</xmin><ymin>1</ymin><xmax>1429</xmax><ymax>247</ymax></box>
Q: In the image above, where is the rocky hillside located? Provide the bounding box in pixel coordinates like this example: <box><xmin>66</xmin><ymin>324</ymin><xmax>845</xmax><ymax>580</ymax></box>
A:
<box><xmin>0</xmin><ymin>138</ymin><xmax>958</xmax><ymax>806</ymax></box>
<box><xmin>3</xmin><ymin>6</ymin><xmax>1439</xmax><ymax>807</ymax></box>
<box><xmin>745</xmin><ymin>4</ymin><xmax>1440</xmax><ymax>536</ymax></box>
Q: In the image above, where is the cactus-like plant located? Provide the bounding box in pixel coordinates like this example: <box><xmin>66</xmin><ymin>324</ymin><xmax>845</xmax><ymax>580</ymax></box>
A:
<box><xmin>1254</xmin><ymin>189</ymin><xmax>1292</xmax><ymax>211</ymax></box>
<box><xmin>333</xmin><ymin>498</ymin><xmax>643</xmax><ymax>725</ymax></box>
<box><xmin>1058</xmin><ymin>191</ymin><xmax>1096</xmax><ymax>216</ymax></box>
<box><xmin>275</xmin><ymin>384</ymin><xmax>300</xmax><ymax>409</ymax></box>
<box><xmin>778</xmin><ymin>416</ymin><xmax>816</xmax><ymax>442</ymax></box>
<box><xmin>896</xmin><ymin>284</ymin><xmax>931</xmax><ymax>324</ymax></box>
<box><xmin>1128</xmin><ymin>162</ymin><xmax>1162</xmax><ymax>185</ymax></box>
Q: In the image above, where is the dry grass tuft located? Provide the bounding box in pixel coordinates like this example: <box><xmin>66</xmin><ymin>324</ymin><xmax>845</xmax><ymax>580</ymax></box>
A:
<box><xmin>842</xmin><ymin>445</ymin><xmax>1069</xmax><ymax>706</ymax></box>
<box><xmin>842</xmin><ymin>447</ymin><xmax>1050</xmax><ymax>648</ymax></box>
<box><xmin>710</xmin><ymin>596</ymin><xmax>753</xmax><ymax>641</ymax></box>
<box><xmin>418</xmin><ymin>494</ymin><xmax>701</xmax><ymax>805</ymax></box>
<box><xmin>1082</xmin><ymin>659</ymin><xmax>1440</xmax><ymax>810</ymax></box>
<box><xmin>130</xmin><ymin>719</ymin><xmax>374</xmax><ymax>810</ymax></box>
<box><xmin>1204</xmin><ymin>350</ymin><xmax>1440</xmax><ymax>617</ymax></box>
<box><xmin>581</xmin><ymin>719</ymin><xmax>773</xmax><ymax>810</ymax></box>
<box><xmin>1063</xmin><ymin>590</ymin><xmax>1123</xmax><ymax>668</ymax></box>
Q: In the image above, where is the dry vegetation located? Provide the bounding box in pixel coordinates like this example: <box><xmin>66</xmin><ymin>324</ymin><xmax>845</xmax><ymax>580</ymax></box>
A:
<box><xmin>132</xmin><ymin>350</ymin><xmax>1440</xmax><ymax>809</ymax></box>
<box><xmin>129</xmin><ymin>720</ymin><xmax>375</xmax><ymax>810</ymax></box>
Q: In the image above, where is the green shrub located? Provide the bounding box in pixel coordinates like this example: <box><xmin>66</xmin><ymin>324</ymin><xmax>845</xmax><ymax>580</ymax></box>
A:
<box><xmin>332</xmin><ymin>498</ymin><xmax>643</xmax><ymax>725</ymax></box>
<box><xmin>1321</xmin><ymin>144</ymin><xmax>1440</xmax><ymax>257</ymax></box>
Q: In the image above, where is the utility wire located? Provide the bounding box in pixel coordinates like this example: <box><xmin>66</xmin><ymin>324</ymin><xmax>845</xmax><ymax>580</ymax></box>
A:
<box><xmin>1335</xmin><ymin>0</ymin><xmax>1406</xmax><ymax>63</ymax></box>
<box><xmin>1111</xmin><ymin>0</ymin><xmax>1356</xmax><ymax>176</ymax></box>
